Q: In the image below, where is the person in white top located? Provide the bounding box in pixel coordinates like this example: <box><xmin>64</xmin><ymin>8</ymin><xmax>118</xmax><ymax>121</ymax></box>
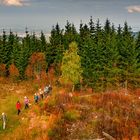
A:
<box><xmin>1</xmin><ymin>112</ymin><xmax>7</xmax><ymax>130</ymax></box>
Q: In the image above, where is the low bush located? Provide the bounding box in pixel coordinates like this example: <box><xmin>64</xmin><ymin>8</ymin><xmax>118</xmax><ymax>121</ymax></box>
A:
<box><xmin>64</xmin><ymin>109</ymin><xmax>80</xmax><ymax>122</ymax></box>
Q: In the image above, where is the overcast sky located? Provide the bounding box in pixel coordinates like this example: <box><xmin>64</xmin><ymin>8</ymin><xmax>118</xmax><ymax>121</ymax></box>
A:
<box><xmin>0</xmin><ymin>0</ymin><xmax>140</xmax><ymax>32</ymax></box>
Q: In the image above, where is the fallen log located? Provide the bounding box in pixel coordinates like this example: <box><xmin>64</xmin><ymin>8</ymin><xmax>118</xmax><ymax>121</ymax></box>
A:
<box><xmin>102</xmin><ymin>131</ymin><xmax>115</xmax><ymax>140</ymax></box>
<box><xmin>92</xmin><ymin>138</ymin><xmax>105</xmax><ymax>140</ymax></box>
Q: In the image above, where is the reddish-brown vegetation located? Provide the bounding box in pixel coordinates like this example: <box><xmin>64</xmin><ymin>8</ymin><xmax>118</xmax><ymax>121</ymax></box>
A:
<box><xmin>43</xmin><ymin>89</ymin><xmax>140</xmax><ymax>140</ymax></box>
<box><xmin>9</xmin><ymin>64</ymin><xmax>19</xmax><ymax>77</ymax></box>
<box><xmin>0</xmin><ymin>64</ymin><xmax>5</xmax><ymax>76</ymax></box>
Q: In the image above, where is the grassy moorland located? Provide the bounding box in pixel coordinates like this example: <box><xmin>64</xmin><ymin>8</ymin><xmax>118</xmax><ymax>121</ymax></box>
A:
<box><xmin>0</xmin><ymin>76</ymin><xmax>140</xmax><ymax>140</ymax></box>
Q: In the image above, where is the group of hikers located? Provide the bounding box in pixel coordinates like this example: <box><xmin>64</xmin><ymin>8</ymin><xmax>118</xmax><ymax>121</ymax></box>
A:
<box><xmin>0</xmin><ymin>84</ymin><xmax>52</xmax><ymax>130</ymax></box>
<box><xmin>34</xmin><ymin>84</ymin><xmax>52</xmax><ymax>104</ymax></box>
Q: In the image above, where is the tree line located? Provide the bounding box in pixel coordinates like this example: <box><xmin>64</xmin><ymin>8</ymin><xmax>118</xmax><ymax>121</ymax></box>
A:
<box><xmin>0</xmin><ymin>17</ymin><xmax>140</xmax><ymax>91</ymax></box>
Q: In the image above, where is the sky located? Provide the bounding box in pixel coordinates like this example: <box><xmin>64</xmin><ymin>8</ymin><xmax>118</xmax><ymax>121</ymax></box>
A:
<box><xmin>0</xmin><ymin>0</ymin><xmax>140</xmax><ymax>33</ymax></box>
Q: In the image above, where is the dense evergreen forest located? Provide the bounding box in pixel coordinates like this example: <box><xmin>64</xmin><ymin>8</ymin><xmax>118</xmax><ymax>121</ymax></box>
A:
<box><xmin>1</xmin><ymin>17</ymin><xmax>140</xmax><ymax>91</ymax></box>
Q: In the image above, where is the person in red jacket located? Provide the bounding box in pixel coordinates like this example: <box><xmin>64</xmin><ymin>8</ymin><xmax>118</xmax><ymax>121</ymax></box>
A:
<box><xmin>16</xmin><ymin>101</ymin><xmax>21</xmax><ymax>115</ymax></box>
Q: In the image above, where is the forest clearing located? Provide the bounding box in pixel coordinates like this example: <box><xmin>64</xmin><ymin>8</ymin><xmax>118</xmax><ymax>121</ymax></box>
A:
<box><xmin>0</xmin><ymin>74</ymin><xmax>140</xmax><ymax>140</ymax></box>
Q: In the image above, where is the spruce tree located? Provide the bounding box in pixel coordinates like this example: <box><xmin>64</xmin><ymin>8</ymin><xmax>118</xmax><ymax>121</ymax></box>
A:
<box><xmin>118</xmin><ymin>22</ymin><xmax>139</xmax><ymax>87</ymax></box>
<box><xmin>104</xmin><ymin>18</ymin><xmax>111</xmax><ymax>34</ymax></box>
<box><xmin>1</xmin><ymin>30</ymin><xmax>14</xmax><ymax>76</ymax></box>
<box><xmin>89</xmin><ymin>16</ymin><xmax>95</xmax><ymax>39</ymax></box>
<box><xmin>14</xmin><ymin>30</ymin><xmax>31</xmax><ymax>79</ymax></box>
<box><xmin>30</xmin><ymin>32</ymin><xmax>38</xmax><ymax>53</ymax></box>
<box><xmin>49</xmin><ymin>24</ymin><xmax>63</xmax><ymax>62</ymax></box>
<box><xmin>46</xmin><ymin>23</ymin><xmax>64</xmax><ymax>75</ymax></box>
<box><xmin>63</xmin><ymin>21</ymin><xmax>79</xmax><ymax>50</ymax></box>
<box><xmin>79</xmin><ymin>21</ymin><xmax>96</xmax><ymax>88</ymax></box>
<box><xmin>40</xmin><ymin>31</ymin><xmax>47</xmax><ymax>52</ymax></box>
<box><xmin>136</xmin><ymin>31</ymin><xmax>140</xmax><ymax>63</ymax></box>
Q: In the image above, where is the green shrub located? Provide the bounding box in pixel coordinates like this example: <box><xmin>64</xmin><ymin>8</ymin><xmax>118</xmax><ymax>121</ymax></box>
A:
<box><xmin>47</xmin><ymin>128</ymin><xmax>55</xmax><ymax>137</ymax></box>
<box><xmin>38</xmin><ymin>101</ymin><xmax>44</xmax><ymax>107</ymax></box>
<box><xmin>31</xmin><ymin>129</ymin><xmax>38</xmax><ymax>138</ymax></box>
<box><xmin>75</xmin><ymin>83</ymin><xmax>81</xmax><ymax>90</ymax></box>
<box><xmin>47</xmin><ymin>97</ymin><xmax>57</xmax><ymax>108</ymax></box>
<box><xmin>64</xmin><ymin>109</ymin><xmax>80</xmax><ymax>122</ymax></box>
<box><xmin>72</xmin><ymin>96</ymin><xmax>81</xmax><ymax>103</ymax></box>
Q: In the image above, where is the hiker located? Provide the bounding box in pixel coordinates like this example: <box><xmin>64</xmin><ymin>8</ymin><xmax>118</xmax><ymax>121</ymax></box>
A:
<box><xmin>16</xmin><ymin>101</ymin><xmax>21</xmax><ymax>115</ymax></box>
<box><xmin>39</xmin><ymin>89</ymin><xmax>44</xmax><ymax>100</ymax></box>
<box><xmin>24</xmin><ymin>96</ymin><xmax>29</xmax><ymax>109</ymax></box>
<box><xmin>1</xmin><ymin>113</ymin><xmax>7</xmax><ymax>130</ymax></box>
<box><xmin>44</xmin><ymin>85</ymin><xmax>49</xmax><ymax>97</ymax></box>
<box><xmin>48</xmin><ymin>84</ymin><xmax>52</xmax><ymax>94</ymax></box>
<box><xmin>34</xmin><ymin>93</ymin><xmax>39</xmax><ymax>103</ymax></box>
